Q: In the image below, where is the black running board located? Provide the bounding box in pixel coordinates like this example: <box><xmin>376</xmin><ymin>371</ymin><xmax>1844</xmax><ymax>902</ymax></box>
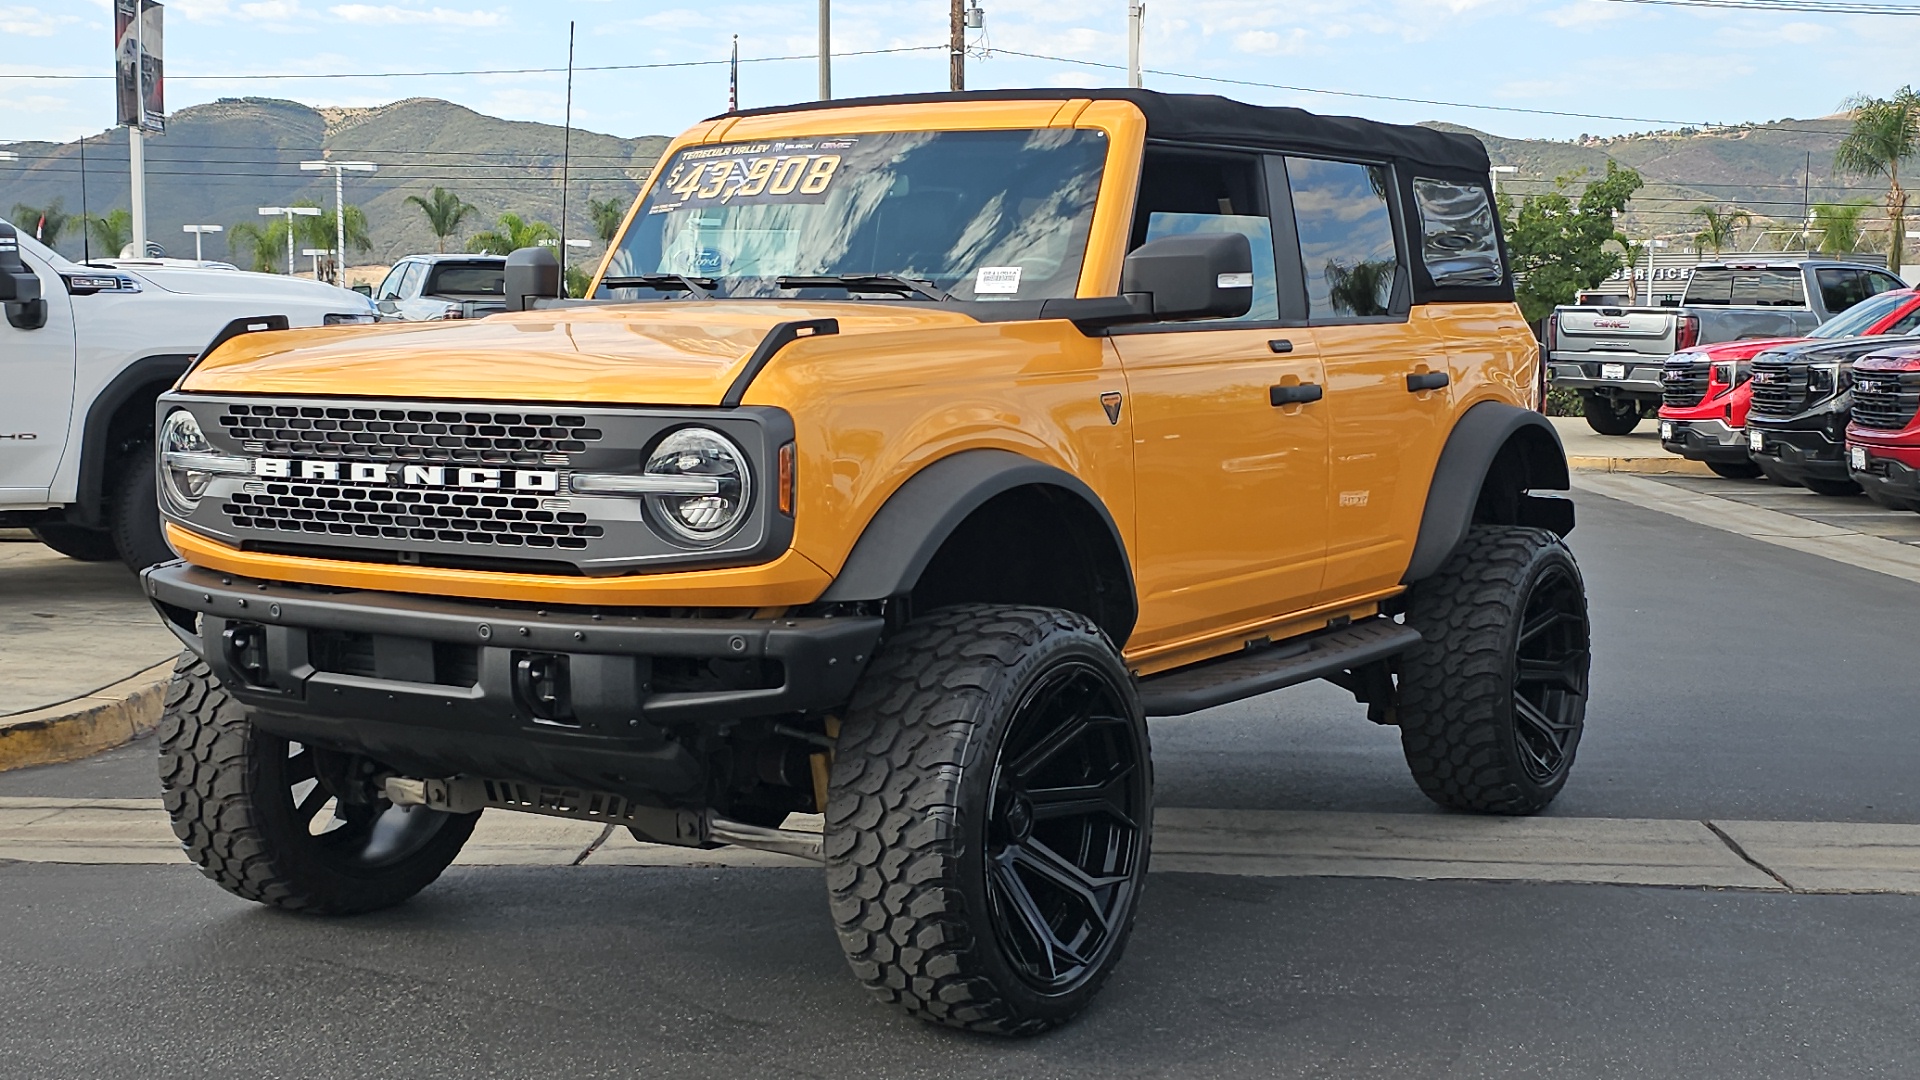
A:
<box><xmin>1137</xmin><ymin>617</ymin><xmax>1423</xmax><ymax>717</ymax></box>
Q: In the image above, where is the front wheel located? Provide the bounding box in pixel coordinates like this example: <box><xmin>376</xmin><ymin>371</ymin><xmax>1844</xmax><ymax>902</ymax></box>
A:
<box><xmin>30</xmin><ymin>523</ymin><xmax>121</xmax><ymax>562</ymax></box>
<box><xmin>157</xmin><ymin>655</ymin><xmax>479</xmax><ymax>914</ymax></box>
<box><xmin>108</xmin><ymin>444</ymin><xmax>176</xmax><ymax>571</ymax></box>
<box><xmin>1398</xmin><ymin>527</ymin><xmax>1591</xmax><ymax>815</ymax></box>
<box><xmin>1581</xmin><ymin>393</ymin><xmax>1642</xmax><ymax>436</ymax></box>
<box><xmin>825</xmin><ymin>605</ymin><xmax>1151</xmax><ymax>1036</ymax></box>
<box><xmin>1706</xmin><ymin>459</ymin><xmax>1764</xmax><ymax>480</ymax></box>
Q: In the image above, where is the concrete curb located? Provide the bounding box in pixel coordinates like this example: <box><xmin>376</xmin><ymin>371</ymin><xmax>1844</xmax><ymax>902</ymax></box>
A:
<box><xmin>0</xmin><ymin>659</ymin><xmax>178</xmax><ymax>774</ymax></box>
<box><xmin>1567</xmin><ymin>455</ymin><xmax>1714</xmax><ymax>476</ymax></box>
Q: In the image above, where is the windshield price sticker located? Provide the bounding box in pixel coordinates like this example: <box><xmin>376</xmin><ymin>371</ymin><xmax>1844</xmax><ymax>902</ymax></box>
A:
<box><xmin>974</xmin><ymin>266</ymin><xmax>1023</xmax><ymax>294</ymax></box>
<box><xmin>651</xmin><ymin>139</ymin><xmax>855</xmax><ymax>212</ymax></box>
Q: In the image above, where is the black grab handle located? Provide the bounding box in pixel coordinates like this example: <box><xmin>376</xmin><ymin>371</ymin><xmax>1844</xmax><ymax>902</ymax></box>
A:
<box><xmin>1406</xmin><ymin>371</ymin><xmax>1450</xmax><ymax>392</ymax></box>
<box><xmin>1269</xmin><ymin>383</ymin><xmax>1323</xmax><ymax>406</ymax></box>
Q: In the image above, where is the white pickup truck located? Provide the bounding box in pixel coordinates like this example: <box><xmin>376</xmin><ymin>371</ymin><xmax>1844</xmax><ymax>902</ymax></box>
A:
<box><xmin>1546</xmin><ymin>259</ymin><xmax>1908</xmax><ymax>434</ymax></box>
<box><xmin>0</xmin><ymin>218</ymin><xmax>377</xmax><ymax>570</ymax></box>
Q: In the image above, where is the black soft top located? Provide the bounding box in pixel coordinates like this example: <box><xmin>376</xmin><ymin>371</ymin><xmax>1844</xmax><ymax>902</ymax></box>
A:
<box><xmin>714</xmin><ymin>88</ymin><xmax>1489</xmax><ymax>176</ymax></box>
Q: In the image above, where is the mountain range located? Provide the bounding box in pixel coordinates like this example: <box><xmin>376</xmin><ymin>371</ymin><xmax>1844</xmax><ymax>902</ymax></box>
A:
<box><xmin>0</xmin><ymin>95</ymin><xmax>1888</xmax><ymax>268</ymax></box>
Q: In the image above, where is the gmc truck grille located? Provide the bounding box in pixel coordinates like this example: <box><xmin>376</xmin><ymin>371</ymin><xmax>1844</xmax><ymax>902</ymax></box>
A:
<box><xmin>219</xmin><ymin>403</ymin><xmax>603</xmax><ymax>466</ymax></box>
<box><xmin>1747</xmin><ymin>357</ymin><xmax>1806</xmax><ymax>418</ymax></box>
<box><xmin>1661</xmin><ymin>359</ymin><xmax>1710</xmax><ymax>409</ymax></box>
<box><xmin>1851</xmin><ymin>372</ymin><xmax>1920</xmax><ymax>431</ymax></box>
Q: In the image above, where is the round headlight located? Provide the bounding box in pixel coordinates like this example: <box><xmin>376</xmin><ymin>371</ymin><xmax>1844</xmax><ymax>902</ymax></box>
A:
<box><xmin>158</xmin><ymin>409</ymin><xmax>212</xmax><ymax>513</ymax></box>
<box><xmin>644</xmin><ymin>427</ymin><xmax>751</xmax><ymax>543</ymax></box>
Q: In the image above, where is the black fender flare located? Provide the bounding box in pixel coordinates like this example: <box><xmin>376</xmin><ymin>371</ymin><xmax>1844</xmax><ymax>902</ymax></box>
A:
<box><xmin>817</xmin><ymin>448</ymin><xmax>1137</xmax><ymax>641</ymax></box>
<box><xmin>69</xmin><ymin>353</ymin><xmax>194</xmax><ymax>526</ymax></box>
<box><xmin>1402</xmin><ymin>401</ymin><xmax>1573</xmax><ymax>585</ymax></box>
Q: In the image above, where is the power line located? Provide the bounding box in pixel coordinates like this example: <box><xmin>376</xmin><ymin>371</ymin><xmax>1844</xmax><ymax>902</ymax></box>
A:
<box><xmin>1599</xmin><ymin>0</ymin><xmax>1920</xmax><ymax>13</ymax></box>
<box><xmin>0</xmin><ymin>45</ymin><xmax>944</xmax><ymax>82</ymax></box>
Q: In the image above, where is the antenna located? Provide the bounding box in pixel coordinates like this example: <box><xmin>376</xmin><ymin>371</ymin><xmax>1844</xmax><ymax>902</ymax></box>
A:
<box><xmin>559</xmin><ymin>20</ymin><xmax>575</xmax><ymax>287</ymax></box>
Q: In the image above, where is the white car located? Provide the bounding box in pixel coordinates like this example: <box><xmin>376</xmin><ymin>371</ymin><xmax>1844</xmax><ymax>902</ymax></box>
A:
<box><xmin>0</xmin><ymin>218</ymin><xmax>377</xmax><ymax>570</ymax></box>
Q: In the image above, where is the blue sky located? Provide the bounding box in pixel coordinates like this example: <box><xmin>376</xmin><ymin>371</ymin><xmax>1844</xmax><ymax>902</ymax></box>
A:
<box><xmin>2</xmin><ymin>0</ymin><xmax>1915</xmax><ymax>146</ymax></box>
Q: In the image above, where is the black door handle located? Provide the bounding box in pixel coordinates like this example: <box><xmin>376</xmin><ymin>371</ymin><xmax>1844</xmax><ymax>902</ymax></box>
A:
<box><xmin>1406</xmin><ymin>371</ymin><xmax>1450</xmax><ymax>392</ymax></box>
<box><xmin>1268</xmin><ymin>339</ymin><xmax>1293</xmax><ymax>354</ymax></box>
<box><xmin>1269</xmin><ymin>383</ymin><xmax>1323</xmax><ymax>406</ymax></box>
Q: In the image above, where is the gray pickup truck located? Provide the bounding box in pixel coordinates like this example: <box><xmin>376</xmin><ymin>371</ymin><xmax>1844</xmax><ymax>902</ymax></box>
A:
<box><xmin>1547</xmin><ymin>259</ymin><xmax>1908</xmax><ymax>434</ymax></box>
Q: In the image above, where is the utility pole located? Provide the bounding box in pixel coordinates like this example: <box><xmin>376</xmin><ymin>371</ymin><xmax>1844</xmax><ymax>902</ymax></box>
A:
<box><xmin>818</xmin><ymin>0</ymin><xmax>831</xmax><ymax>100</ymax></box>
<box><xmin>1127</xmin><ymin>2</ymin><xmax>1144</xmax><ymax>88</ymax></box>
<box><xmin>950</xmin><ymin>0</ymin><xmax>965</xmax><ymax>91</ymax></box>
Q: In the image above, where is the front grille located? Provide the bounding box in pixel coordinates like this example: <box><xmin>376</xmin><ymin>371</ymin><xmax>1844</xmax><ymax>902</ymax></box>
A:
<box><xmin>1662</xmin><ymin>359</ymin><xmax>1710</xmax><ymax>408</ymax></box>
<box><xmin>1747</xmin><ymin>357</ymin><xmax>1806</xmax><ymax>418</ymax></box>
<box><xmin>222</xmin><ymin>480</ymin><xmax>605</xmax><ymax>549</ymax></box>
<box><xmin>1851</xmin><ymin>372</ymin><xmax>1920</xmax><ymax>431</ymax></box>
<box><xmin>218</xmin><ymin>403</ymin><xmax>603</xmax><ymax>466</ymax></box>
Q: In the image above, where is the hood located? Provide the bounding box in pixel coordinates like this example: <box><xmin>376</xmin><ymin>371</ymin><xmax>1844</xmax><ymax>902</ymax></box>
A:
<box><xmin>180</xmin><ymin>300</ymin><xmax>984</xmax><ymax>405</ymax></box>
<box><xmin>121</xmin><ymin>263</ymin><xmax>371</xmax><ymax>307</ymax></box>
<box><xmin>1677</xmin><ymin>336</ymin><xmax>1807</xmax><ymax>362</ymax></box>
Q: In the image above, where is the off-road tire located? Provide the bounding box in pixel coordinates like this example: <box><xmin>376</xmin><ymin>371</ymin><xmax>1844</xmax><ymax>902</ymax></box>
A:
<box><xmin>157</xmin><ymin>654</ymin><xmax>478</xmax><ymax>914</ymax></box>
<box><xmin>107</xmin><ymin>444</ymin><xmax>175</xmax><ymax>571</ymax></box>
<box><xmin>824</xmin><ymin>605</ymin><xmax>1151</xmax><ymax>1036</ymax></box>
<box><xmin>1581</xmin><ymin>392</ymin><xmax>1641</xmax><ymax>436</ymax></box>
<box><xmin>1398</xmin><ymin>527</ymin><xmax>1591</xmax><ymax>815</ymax></box>
<box><xmin>30</xmin><ymin>523</ymin><xmax>120</xmax><ymax>562</ymax></box>
<box><xmin>1804</xmin><ymin>476</ymin><xmax>1862</xmax><ymax>497</ymax></box>
<box><xmin>1706</xmin><ymin>459</ymin><xmax>1764</xmax><ymax>480</ymax></box>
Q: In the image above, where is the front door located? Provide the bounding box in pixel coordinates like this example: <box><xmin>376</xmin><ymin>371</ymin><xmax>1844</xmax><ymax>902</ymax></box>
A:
<box><xmin>0</xmin><ymin>242</ymin><xmax>78</xmax><ymax>499</ymax></box>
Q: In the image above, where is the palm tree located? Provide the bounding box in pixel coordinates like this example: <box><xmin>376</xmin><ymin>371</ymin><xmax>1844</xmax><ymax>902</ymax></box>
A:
<box><xmin>226</xmin><ymin>220</ymin><xmax>286</xmax><ymax>273</ymax></box>
<box><xmin>466</xmin><ymin>212</ymin><xmax>557</xmax><ymax>255</ymax></box>
<box><xmin>588</xmin><ymin>197</ymin><xmax>627</xmax><ymax>244</ymax></box>
<box><xmin>10</xmin><ymin>200</ymin><xmax>71</xmax><ymax>250</ymax></box>
<box><xmin>404</xmin><ymin>187</ymin><xmax>478</xmax><ymax>253</ymax></box>
<box><xmin>85</xmin><ymin>209</ymin><xmax>132</xmax><ymax>257</ymax></box>
<box><xmin>1835</xmin><ymin>86</ymin><xmax>1920</xmax><ymax>272</ymax></box>
<box><xmin>1810</xmin><ymin>199</ymin><xmax>1875</xmax><ymax>256</ymax></box>
<box><xmin>1692</xmin><ymin>205</ymin><xmax>1751</xmax><ymax>255</ymax></box>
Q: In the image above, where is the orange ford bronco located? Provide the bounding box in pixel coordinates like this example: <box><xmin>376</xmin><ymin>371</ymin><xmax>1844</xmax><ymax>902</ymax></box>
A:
<box><xmin>143</xmin><ymin>90</ymin><xmax>1587</xmax><ymax>1034</ymax></box>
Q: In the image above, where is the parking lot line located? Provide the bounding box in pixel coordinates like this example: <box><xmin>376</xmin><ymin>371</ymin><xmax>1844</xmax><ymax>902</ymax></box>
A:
<box><xmin>13</xmin><ymin>798</ymin><xmax>1920</xmax><ymax>893</ymax></box>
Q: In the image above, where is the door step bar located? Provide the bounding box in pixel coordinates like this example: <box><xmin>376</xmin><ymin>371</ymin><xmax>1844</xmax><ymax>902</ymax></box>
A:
<box><xmin>1137</xmin><ymin>616</ymin><xmax>1423</xmax><ymax>717</ymax></box>
<box><xmin>383</xmin><ymin>776</ymin><xmax>824</xmax><ymax>862</ymax></box>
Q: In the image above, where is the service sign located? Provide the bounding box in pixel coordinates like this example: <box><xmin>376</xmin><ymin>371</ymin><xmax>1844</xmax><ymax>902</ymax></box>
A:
<box><xmin>114</xmin><ymin>0</ymin><xmax>164</xmax><ymax>133</ymax></box>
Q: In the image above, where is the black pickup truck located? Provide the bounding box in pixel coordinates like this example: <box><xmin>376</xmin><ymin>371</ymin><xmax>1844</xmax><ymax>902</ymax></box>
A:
<box><xmin>1746</xmin><ymin>333</ymin><xmax>1920</xmax><ymax>494</ymax></box>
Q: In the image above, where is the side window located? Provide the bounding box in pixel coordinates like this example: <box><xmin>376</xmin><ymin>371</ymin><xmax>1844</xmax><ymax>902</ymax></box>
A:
<box><xmin>1870</xmin><ymin>271</ymin><xmax>1906</xmax><ymax>296</ymax></box>
<box><xmin>1130</xmin><ymin>149</ymin><xmax>1279</xmax><ymax>323</ymax></box>
<box><xmin>398</xmin><ymin>260</ymin><xmax>429</xmax><ymax>299</ymax></box>
<box><xmin>1412</xmin><ymin>177</ymin><xmax>1503</xmax><ymax>288</ymax></box>
<box><xmin>374</xmin><ymin>263</ymin><xmax>407</xmax><ymax>301</ymax></box>
<box><xmin>1285</xmin><ymin>157</ymin><xmax>1403</xmax><ymax>319</ymax></box>
<box><xmin>1817</xmin><ymin>268</ymin><xmax>1874</xmax><ymax>313</ymax></box>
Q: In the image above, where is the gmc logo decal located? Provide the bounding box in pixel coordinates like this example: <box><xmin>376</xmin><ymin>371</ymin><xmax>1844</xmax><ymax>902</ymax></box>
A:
<box><xmin>252</xmin><ymin>458</ymin><xmax>560</xmax><ymax>491</ymax></box>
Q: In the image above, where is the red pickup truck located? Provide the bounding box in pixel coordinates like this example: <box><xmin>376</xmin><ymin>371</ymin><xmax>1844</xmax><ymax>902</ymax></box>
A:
<box><xmin>1848</xmin><ymin>342</ymin><xmax>1920</xmax><ymax>511</ymax></box>
<box><xmin>1658</xmin><ymin>288</ymin><xmax>1920</xmax><ymax>477</ymax></box>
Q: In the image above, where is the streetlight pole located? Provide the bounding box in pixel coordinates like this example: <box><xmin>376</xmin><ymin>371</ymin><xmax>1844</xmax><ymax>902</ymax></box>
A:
<box><xmin>300</xmin><ymin>160</ymin><xmax>376</xmax><ymax>287</ymax></box>
<box><xmin>1490</xmin><ymin>165</ymin><xmax>1517</xmax><ymax>201</ymax></box>
<box><xmin>1127</xmin><ymin>2</ymin><xmax>1145</xmax><ymax>88</ymax></box>
<box><xmin>301</xmin><ymin>248</ymin><xmax>331</xmax><ymax>279</ymax></box>
<box><xmin>181</xmin><ymin>224</ymin><xmax>221</xmax><ymax>262</ymax></box>
<box><xmin>818</xmin><ymin>0</ymin><xmax>831</xmax><ymax>100</ymax></box>
<box><xmin>259</xmin><ymin>206</ymin><xmax>321</xmax><ymax>275</ymax></box>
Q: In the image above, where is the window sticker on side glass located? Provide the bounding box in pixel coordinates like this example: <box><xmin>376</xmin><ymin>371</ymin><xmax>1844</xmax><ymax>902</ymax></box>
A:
<box><xmin>648</xmin><ymin>138</ymin><xmax>856</xmax><ymax>213</ymax></box>
<box><xmin>974</xmin><ymin>266</ymin><xmax>1023</xmax><ymax>294</ymax></box>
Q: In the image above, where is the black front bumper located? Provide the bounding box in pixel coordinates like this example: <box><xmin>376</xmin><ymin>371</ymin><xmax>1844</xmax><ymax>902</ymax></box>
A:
<box><xmin>1748</xmin><ymin>424</ymin><xmax>1850</xmax><ymax>484</ymax></box>
<box><xmin>1855</xmin><ymin>452</ymin><xmax>1920</xmax><ymax>507</ymax></box>
<box><xmin>1660</xmin><ymin>419</ymin><xmax>1751</xmax><ymax>464</ymax></box>
<box><xmin>142</xmin><ymin>562</ymin><xmax>883</xmax><ymax>797</ymax></box>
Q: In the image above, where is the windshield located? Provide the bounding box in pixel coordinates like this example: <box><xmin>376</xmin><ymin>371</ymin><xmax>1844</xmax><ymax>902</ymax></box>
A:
<box><xmin>1809</xmin><ymin>289</ymin><xmax>1912</xmax><ymax>338</ymax></box>
<box><xmin>601</xmin><ymin>128</ymin><xmax>1109</xmax><ymax>302</ymax></box>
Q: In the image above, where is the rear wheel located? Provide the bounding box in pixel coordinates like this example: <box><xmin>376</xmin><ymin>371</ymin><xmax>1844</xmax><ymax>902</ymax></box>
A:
<box><xmin>1706</xmin><ymin>460</ymin><xmax>1764</xmax><ymax>480</ymax></box>
<box><xmin>1581</xmin><ymin>393</ymin><xmax>1642</xmax><ymax>436</ymax></box>
<box><xmin>1804</xmin><ymin>477</ymin><xmax>1862</xmax><ymax>497</ymax></box>
<box><xmin>825</xmin><ymin>605</ymin><xmax>1151</xmax><ymax>1035</ymax></box>
<box><xmin>157</xmin><ymin>655</ymin><xmax>478</xmax><ymax>914</ymax></box>
<box><xmin>30</xmin><ymin>524</ymin><xmax>120</xmax><ymax>562</ymax></box>
<box><xmin>1398</xmin><ymin>527</ymin><xmax>1591</xmax><ymax>815</ymax></box>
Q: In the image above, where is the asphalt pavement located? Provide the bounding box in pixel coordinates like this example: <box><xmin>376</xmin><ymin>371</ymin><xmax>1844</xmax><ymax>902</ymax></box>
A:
<box><xmin>2</xmin><ymin>490</ymin><xmax>1918</xmax><ymax>1076</ymax></box>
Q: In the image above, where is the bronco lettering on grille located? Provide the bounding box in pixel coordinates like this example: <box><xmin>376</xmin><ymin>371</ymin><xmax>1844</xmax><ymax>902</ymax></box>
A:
<box><xmin>252</xmin><ymin>457</ymin><xmax>561</xmax><ymax>491</ymax></box>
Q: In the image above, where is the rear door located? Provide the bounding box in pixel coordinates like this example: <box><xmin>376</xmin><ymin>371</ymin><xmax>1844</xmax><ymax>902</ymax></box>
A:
<box><xmin>1111</xmin><ymin>147</ymin><xmax>1330</xmax><ymax>653</ymax></box>
<box><xmin>0</xmin><ymin>240</ymin><xmax>78</xmax><ymax>499</ymax></box>
<box><xmin>1277</xmin><ymin>155</ymin><xmax>1451</xmax><ymax>600</ymax></box>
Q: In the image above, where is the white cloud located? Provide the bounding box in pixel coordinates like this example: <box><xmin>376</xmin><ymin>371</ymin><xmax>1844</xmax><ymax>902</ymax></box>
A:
<box><xmin>1543</xmin><ymin>2</ymin><xmax>1625</xmax><ymax>28</ymax></box>
<box><xmin>328</xmin><ymin>4</ymin><xmax>504</xmax><ymax>26</ymax></box>
<box><xmin>1715</xmin><ymin>20</ymin><xmax>1828</xmax><ymax>47</ymax></box>
<box><xmin>1233</xmin><ymin>28</ymin><xmax>1308</xmax><ymax>56</ymax></box>
<box><xmin>0</xmin><ymin>5</ymin><xmax>81</xmax><ymax>36</ymax></box>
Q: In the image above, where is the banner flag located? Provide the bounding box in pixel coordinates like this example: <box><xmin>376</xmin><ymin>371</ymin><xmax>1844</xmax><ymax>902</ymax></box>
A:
<box><xmin>114</xmin><ymin>0</ymin><xmax>164</xmax><ymax>133</ymax></box>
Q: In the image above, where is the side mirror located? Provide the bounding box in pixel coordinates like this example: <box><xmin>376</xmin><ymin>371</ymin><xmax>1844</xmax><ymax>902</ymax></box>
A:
<box><xmin>1120</xmin><ymin>232</ymin><xmax>1254</xmax><ymax>321</ymax></box>
<box><xmin>0</xmin><ymin>222</ymin><xmax>48</xmax><ymax>330</ymax></box>
<box><xmin>504</xmin><ymin>246</ymin><xmax>561</xmax><ymax>312</ymax></box>
<box><xmin>351</xmin><ymin>283</ymin><xmax>373</xmax><ymax>297</ymax></box>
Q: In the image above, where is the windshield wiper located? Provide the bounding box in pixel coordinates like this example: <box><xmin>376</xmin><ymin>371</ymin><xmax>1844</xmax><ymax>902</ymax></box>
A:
<box><xmin>774</xmin><ymin>274</ymin><xmax>953</xmax><ymax>303</ymax></box>
<box><xmin>600</xmin><ymin>274</ymin><xmax>715</xmax><ymax>298</ymax></box>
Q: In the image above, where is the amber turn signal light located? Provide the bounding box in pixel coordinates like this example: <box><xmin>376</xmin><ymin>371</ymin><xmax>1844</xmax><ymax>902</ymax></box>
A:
<box><xmin>778</xmin><ymin>442</ymin><xmax>795</xmax><ymax>516</ymax></box>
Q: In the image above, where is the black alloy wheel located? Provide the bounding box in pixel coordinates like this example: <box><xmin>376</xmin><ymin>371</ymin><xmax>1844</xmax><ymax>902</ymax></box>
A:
<box><xmin>984</xmin><ymin>661</ymin><xmax>1146</xmax><ymax>993</ymax></box>
<box><xmin>274</xmin><ymin>740</ymin><xmax>457</xmax><ymax>873</ymax></box>
<box><xmin>1509</xmin><ymin>561</ymin><xmax>1589</xmax><ymax>786</ymax></box>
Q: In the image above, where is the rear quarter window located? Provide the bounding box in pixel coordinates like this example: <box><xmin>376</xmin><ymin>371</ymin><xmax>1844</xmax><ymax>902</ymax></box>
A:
<box><xmin>427</xmin><ymin>264</ymin><xmax>505</xmax><ymax>296</ymax></box>
<box><xmin>1412</xmin><ymin>178</ymin><xmax>1503</xmax><ymax>288</ymax></box>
